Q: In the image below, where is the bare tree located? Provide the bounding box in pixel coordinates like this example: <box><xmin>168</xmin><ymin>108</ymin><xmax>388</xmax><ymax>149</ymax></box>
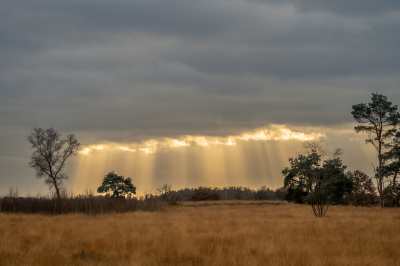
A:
<box><xmin>156</xmin><ymin>183</ymin><xmax>180</xmax><ymax>205</ymax></box>
<box><xmin>302</xmin><ymin>140</ymin><xmax>343</xmax><ymax>160</ymax></box>
<box><xmin>27</xmin><ymin>127</ymin><xmax>80</xmax><ymax>200</ymax></box>
<box><xmin>302</xmin><ymin>140</ymin><xmax>328</xmax><ymax>159</ymax></box>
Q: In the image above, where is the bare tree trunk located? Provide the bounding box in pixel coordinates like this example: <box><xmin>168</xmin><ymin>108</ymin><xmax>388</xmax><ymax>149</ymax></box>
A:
<box><xmin>378</xmin><ymin>145</ymin><xmax>383</xmax><ymax>207</ymax></box>
<box><xmin>53</xmin><ymin>178</ymin><xmax>61</xmax><ymax>200</ymax></box>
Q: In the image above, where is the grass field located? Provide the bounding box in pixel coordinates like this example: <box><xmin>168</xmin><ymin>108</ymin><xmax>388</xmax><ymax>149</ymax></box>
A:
<box><xmin>0</xmin><ymin>201</ymin><xmax>399</xmax><ymax>266</ymax></box>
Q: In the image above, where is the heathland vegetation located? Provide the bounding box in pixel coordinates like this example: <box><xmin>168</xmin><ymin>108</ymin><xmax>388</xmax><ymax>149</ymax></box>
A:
<box><xmin>0</xmin><ymin>185</ymin><xmax>285</xmax><ymax>215</ymax></box>
<box><xmin>0</xmin><ymin>203</ymin><xmax>399</xmax><ymax>266</ymax></box>
<box><xmin>1</xmin><ymin>93</ymin><xmax>400</xmax><ymax>264</ymax></box>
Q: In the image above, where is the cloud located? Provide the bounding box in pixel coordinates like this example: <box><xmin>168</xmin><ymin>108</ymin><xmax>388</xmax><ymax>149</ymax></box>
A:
<box><xmin>78</xmin><ymin>124</ymin><xmax>326</xmax><ymax>155</ymax></box>
<box><xmin>1</xmin><ymin>1</ymin><xmax>399</xmax><ymax>141</ymax></box>
<box><xmin>252</xmin><ymin>0</ymin><xmax>400</xmax><ymax>16</ymax></box>
<box><xmin>1</xmin><ymin>0</ymin><xmax>400</xmax><ymax>194</ymax></box>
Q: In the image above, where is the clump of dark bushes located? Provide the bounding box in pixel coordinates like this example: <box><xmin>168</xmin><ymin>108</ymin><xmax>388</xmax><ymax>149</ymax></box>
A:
<box><xmin>177</xmin><ymin>185</ymin><xmax>285</xmax><ymax>201</ymax></box>
<box><xmin>254</xmin><ymin>185</ymin><xmax>276</xmax><ymax>200</ymax></box>
<box><xmin>189</xmin><ymin>187</ymin><xmax>221</xmax><ymax>201</ymax></box>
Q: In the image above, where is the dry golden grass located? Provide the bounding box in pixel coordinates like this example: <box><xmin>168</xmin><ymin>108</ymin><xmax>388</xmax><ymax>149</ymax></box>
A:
<box><xmin>0</xmin><ymin>202</ymin><xmax>399</xmax><ymax>266</ymax></box>
<box><xmin>180</xmin><ymin>200</ymin><xmax>287</xmax><ymax>206</ymax></box>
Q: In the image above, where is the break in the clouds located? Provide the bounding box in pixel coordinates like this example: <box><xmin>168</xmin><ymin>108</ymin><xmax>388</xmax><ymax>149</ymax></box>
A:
<box><xmin>79</xmin><ymin>124</ymin><xmax>326</xmax><ymax>155</ymax></box>
<box><xmin>1</xmin><ymin>0</ymin><xmax>399</xmax><ymax>193</ymax></box>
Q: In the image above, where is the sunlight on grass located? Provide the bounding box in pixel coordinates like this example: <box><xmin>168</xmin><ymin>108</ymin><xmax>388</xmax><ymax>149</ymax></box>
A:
<box><xmin>0</xmin><ymin>203</ymin><xmax>399</xmax><ymax>266</ymax></box>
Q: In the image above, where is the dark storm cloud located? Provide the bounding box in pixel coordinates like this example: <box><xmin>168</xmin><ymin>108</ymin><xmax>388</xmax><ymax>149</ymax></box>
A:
<box><xmin>1</xmin><ymin>0</ymin><xmax>400</xmax><ymax>142</ymax></box>
<box><xmin>1</xmin><ymin>0</ymin><xmax>400</xmax><ymax>193</ymax></box>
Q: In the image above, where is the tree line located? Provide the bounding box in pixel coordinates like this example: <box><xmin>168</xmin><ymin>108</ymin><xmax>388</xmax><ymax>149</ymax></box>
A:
<box><xmin>0</xmin><ymin>187</ymin><xmax>166</xmax><ymax>215</ymax></box>
<box><xmin>154</xmin><ymin>183</ymin><xmax>287</xmax><ymax>204</ymax></box>
<box><xmin>0</xmin><ymin>181</ymin><xmax>287</xmax><ymax>215</ymax></box>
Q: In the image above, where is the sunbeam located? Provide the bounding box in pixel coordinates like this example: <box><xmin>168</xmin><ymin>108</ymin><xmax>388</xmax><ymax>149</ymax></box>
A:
<box><xmin>70</xmin><ymin>125</ymin><xmax>329</xmax><ymax>195</ymax></box>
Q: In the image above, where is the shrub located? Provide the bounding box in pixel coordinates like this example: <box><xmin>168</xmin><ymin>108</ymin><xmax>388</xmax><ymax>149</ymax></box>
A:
<box><xmin>285</xmin><ymin>187</ymin><xmax>308</xmax><ymax>204</ymax></box>
<box><xmin>383</xmin><ymin>184</ymin><xmax>400</xmax><ymax>207</ymax></box>
<box><xmin>156</xmin><ymin>184</ymin><xmax>181</xmax><ymax>205</ymax></box>
<box><xmin>275</xmin><ymin>187</ymin><xmax>287</xmax><ymax>201</ymax></box>
<box><xmin>345</xmin><ymin>170</ymin><xmax>378</xmax><ymax>206</ymax></box>
<box><xmin>189</xmin><ymin>187</ymin><xmax>221</xmax><ymax>201</ymax></box>
<box><xmin>254</xmin><ymin>185</ymin><xmax>275</xmax><ymax>200</ymax></box>
<box><xmin>254</xmin><ymin>190</ymin><xmax>270</xmax><ymax>200</ymax></box>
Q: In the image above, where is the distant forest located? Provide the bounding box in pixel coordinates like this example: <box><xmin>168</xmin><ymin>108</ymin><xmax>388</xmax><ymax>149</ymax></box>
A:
<box><xmin>0</xmin><ymin>185</ymin><xmax>284</xmax><ymax>215</ymax></box>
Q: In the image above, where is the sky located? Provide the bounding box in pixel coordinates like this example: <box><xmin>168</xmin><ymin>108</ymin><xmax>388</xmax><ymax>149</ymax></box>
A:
<box><xmin>1</xmin><ymin>0</ymin><xmax>400</xmax><ymax>196</ymax></box>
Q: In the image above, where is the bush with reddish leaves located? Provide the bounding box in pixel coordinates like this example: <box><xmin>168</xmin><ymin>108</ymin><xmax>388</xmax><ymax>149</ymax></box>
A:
<box><xmin>345</xmin><ymin>170</ymin><xmax>378</xmax><ymax>206</ymax></box>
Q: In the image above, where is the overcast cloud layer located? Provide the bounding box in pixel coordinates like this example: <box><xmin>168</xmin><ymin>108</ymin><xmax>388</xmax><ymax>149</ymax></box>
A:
<box><xmin>1</xmin><ymin>0</ymin><xmax>400</xmax><ymax>193</ymax></box>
